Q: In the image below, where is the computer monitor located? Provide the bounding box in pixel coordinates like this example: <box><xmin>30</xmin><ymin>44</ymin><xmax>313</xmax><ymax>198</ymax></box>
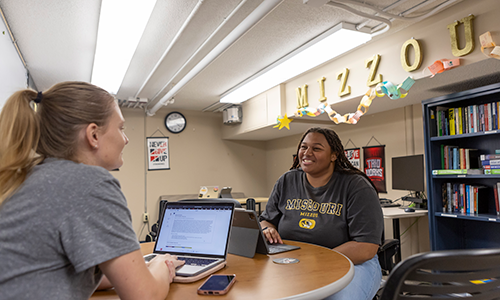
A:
<box><xmin>392</xmin><ymin>154</ymin><xmax>425</xmax><ymax>201</ymax></box>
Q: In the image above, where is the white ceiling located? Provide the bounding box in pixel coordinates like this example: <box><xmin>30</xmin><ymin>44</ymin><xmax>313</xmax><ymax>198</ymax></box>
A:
<box><xmin>3</xmin><ymin>0</ymin><xmax>494</xmax><ymax>136</ymax></box>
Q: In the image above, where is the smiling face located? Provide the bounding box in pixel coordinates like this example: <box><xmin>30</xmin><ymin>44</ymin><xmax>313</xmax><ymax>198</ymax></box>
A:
<box><xmin>95</xmin><ymin>102</ymin><xmax>129</xmax><ymax>171</ymax></box>
<box><xmin>298</xmin><ymin>132</ymin><xmax>337</xmax><ymax>178</ymax></box>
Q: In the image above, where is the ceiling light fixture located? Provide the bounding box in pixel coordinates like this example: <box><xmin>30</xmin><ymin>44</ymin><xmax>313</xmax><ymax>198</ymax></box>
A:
<box><xmin>91</xmin><ymin>0</ymin><xmax>156</xmax><ymax>94</ymax></box>
<box><xmin>220</xmin><ymin>22</ymin><xmax>371</xmax><ymax>104</ymax></box>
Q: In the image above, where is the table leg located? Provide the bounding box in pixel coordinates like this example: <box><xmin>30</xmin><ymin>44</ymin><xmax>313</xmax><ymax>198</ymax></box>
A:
<box><xmin>393</xmin><ymin>218</ymin><xmax>401</xmax><ymax>263</ymax></box>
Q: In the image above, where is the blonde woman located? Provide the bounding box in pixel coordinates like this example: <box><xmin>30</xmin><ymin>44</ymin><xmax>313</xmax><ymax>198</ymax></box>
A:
<box><xmin>0</xmin><ymin>82</ymin><xmax>183</xmax><ymax>300</ymax></box>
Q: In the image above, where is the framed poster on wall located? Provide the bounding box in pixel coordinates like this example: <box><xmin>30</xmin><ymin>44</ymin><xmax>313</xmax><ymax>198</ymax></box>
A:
<box><xmin>344</xmin><ymin>148</ymin><xmax>361</xmax><ymax>170</ymax></box>
<box><xmin>363</xmin><ymin>145</ymin><xmax>386</xmax><ymax>193</ymax></box>
<box><xmin>147</xmin><ymin>137</ymin><xmax>170</xmax><ymax>170</ymax></box>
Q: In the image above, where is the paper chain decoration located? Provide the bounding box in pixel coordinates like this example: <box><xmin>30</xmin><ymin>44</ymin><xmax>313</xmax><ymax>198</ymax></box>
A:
<box><xmin>274</xmin><ymin>77</ymin><xmax>415</xmax><ymax>130</ymax></box>
<box><xmin>425</xmin><ymin>58</ymin><xmax>460</xmax><ymax>78</ymax></box>
<box><xmin>480</xmin><ymin>31</ymin><xmax>500</xmax><ymax>60</ymax></box>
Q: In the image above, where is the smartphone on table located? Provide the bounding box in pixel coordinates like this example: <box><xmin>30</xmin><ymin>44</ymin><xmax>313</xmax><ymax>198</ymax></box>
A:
<box><xmin>197</xmin><ymin>274</ymin><xmax>236</xmax><ymax>295</ymax></box>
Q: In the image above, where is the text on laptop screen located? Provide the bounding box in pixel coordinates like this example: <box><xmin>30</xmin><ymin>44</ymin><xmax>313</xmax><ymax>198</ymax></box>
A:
<box><xmin>155</xmin><ymin>203</ymin><xmax>233</xmax><ymax>256</ymax></box>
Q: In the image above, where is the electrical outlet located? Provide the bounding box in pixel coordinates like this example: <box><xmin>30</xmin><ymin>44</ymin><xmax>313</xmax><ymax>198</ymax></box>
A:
<box><xmin>142</xmin><ymin>213</ymin><xmax>149</xmax><ymax>223</ymax></box>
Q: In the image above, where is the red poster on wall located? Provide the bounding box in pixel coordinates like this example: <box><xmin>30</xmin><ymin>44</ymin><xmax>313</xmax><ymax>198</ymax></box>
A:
<box><xmin>363</xmin><ymin>145</ymin><xmax>386</xmax><ymax>193</ymax></box>
<box><xmin>344</xmin><ymin>148</ymin><xmax>361</xmax><ymax>170</ymax></box>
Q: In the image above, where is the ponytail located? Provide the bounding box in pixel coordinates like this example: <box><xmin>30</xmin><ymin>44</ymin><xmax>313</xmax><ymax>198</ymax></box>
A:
<box><xmin>0</xmin><ymin>82</ymin><xmax>116</xmax><ymax>206</ymax></box>
<box><xmin>0</xmin><ymin>90</ymin><xmax>42</xmax><ymax>205</ymax></box>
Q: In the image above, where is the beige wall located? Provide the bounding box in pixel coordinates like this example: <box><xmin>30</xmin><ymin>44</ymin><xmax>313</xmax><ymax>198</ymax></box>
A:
<box><xmin>114</xmin><ymin>109</ymin><xmax>269</xmax><ymax>238</ymax></box>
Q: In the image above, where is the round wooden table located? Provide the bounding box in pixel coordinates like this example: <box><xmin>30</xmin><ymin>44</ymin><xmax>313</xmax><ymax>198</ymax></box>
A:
<box><xmin>91</xmin><ymin>240</ymin><xmax>353</xmax><ymax>300</ymax></box>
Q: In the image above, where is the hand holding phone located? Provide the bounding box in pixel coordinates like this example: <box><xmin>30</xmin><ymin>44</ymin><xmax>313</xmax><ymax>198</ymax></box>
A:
<box><xmin>197</xmin><ymin>274</ymin><xmax>236</xmax><ymax>295</ymax></box>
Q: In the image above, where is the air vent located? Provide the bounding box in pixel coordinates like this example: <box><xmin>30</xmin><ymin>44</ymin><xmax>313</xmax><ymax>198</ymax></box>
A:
<box><xmin>202</xmin><ymin>101</ymin><xmax>234</xmax><ymax>113</ymax></box>
<box><xmin>118</xmin><ymin>97</ymin><xmax>148</xmax><ymax>109</ymax></box>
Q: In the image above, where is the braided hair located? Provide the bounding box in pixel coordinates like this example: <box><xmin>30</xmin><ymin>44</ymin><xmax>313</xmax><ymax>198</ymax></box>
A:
<box><xmin>290</xmin><ymin>127</ymin><xmax>377</xmax><ymax>192</ymax></box>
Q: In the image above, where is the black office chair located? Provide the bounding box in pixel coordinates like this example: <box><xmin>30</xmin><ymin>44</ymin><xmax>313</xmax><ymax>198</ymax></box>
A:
<box><xmin>379</xmin><ymin>248</ymin><xmax>500</xmax><ymax>300</ymax></box>
<box><xmin>378</xmin><ymin>238</ymin><xmax>400</xmax><ymax>275</ymax></box>
<box><xmin>179</xmin><ymin>198</ymin><xmax>242</xmax><ymax>208</ymax></box>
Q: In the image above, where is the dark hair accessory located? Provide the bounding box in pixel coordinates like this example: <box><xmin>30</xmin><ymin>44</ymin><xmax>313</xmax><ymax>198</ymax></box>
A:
<box><xmin>34</xmin><ymin>91</ymin><xmax>43</xmax><ymax>103</ymax></box>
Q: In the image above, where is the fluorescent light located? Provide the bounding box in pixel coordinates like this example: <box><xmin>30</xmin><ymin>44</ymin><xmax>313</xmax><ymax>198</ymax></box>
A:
<box><xmin>91</xmin><ymin>0</ymin><xmax>156</xmax><ymax>94</ymax></box>
<box><xmin>220</xmin><ymin>23</ymin><xmax>371</xmax><ymax>103</ymax></box>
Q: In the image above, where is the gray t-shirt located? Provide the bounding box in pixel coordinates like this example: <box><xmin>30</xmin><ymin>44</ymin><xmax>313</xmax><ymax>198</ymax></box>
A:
<box><xmin>0</xmin><ymin>158</ymin><xmax>140</xmax><ymax>300</ymax></box>
<box><xmin>260</xmin><ymin>169</ymin><xmax>383</xmax><ymax>249</ymax></box>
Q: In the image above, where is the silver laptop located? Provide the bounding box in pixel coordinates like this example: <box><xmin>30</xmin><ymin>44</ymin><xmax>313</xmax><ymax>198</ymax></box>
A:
<box><xmin>228</xmin><ymin>209</ymin><xmax>300</xmax><ymax>258</ymax></box>
<box><xmin>145</xmin><ymin>201</ymin><xmax>235</xmax><ymax>276</ymax></box>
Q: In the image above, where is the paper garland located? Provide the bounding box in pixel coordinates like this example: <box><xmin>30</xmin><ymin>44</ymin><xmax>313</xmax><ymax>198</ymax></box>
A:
<box><xmin>274</xmin><ymin>77</ymin><xmax>415</xmax><ymax>129</ymax></box>
<box><xmin>425</xmin><ymin>58</ymin><xmax>460</xmax><ymax>78</ymax></box>
<box><xmin>479</xmin><ymin>31</ymin><xmax>500</xmax><ymax>60</ymax></box>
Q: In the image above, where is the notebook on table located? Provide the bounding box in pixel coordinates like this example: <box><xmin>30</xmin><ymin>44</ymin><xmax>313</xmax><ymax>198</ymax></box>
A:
<box><xmin>228</xmin><ymin>209</ymin><xmax>300</xmax><ymax>258</ymax></box>
<box><xmin>144</xmin><ymin>201</ymin><xmax>235</xmax><ymax>277</ymax></box>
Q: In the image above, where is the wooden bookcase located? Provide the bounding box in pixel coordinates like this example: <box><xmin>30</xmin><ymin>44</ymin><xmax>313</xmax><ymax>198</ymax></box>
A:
<box><xmin>422</xmin><ymin>82</ymin><xmax>500</xmax><ymax>251</ymax></box>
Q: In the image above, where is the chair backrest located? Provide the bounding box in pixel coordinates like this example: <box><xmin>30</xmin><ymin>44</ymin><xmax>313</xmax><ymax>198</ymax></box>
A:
<box><xmin>179</xmin><ymin>198</ymin><xmax>242</xmax><ymax>208</ymax></box>
<box><xmin>378</xmin><ymin>238</ymin><xmax>400</xmax><ymax>275</ymax></box>
<box><xmin>379</xmin><ymin>248</ymin><xmax>500</xmax><ymax>300</ymax></box>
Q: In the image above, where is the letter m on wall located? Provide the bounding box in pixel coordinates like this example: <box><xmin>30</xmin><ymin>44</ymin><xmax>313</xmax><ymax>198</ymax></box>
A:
<box><xmin>296</xmin><ymin>84</ymin><xmax>308</xmax><ymax>109</ymax></box>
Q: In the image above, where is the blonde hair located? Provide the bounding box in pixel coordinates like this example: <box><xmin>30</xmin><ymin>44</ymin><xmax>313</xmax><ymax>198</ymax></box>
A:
<box><xmin>0</xmin><ymin>81</ymin><xmax>115</xmax><ymax>205</ymax></box>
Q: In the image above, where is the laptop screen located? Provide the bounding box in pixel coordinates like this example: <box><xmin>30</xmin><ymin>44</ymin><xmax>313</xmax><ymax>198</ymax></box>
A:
<box><xmin>154</xmin><ymin>202</ymin><xmax>234</xmax><ymax>257</ymax></box>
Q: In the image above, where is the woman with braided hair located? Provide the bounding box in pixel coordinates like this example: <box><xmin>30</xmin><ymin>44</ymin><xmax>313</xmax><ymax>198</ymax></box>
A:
<box><xmin>260</xmin><ymin>127</ymin><xmax>383</xmax><ymax>300</ymax></box>
<box><xmin>0</xmin><ymin>82</ymin><xmax>183</xmax><ymax>300</ymax></box>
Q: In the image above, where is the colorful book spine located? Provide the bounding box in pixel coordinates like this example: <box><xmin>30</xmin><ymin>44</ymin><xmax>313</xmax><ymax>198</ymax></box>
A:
<box><xmin>458</xmin><ymin>107</ymin><xmax>463</xmax><ymax>134</ymax></box>
<box><xmin>472</xmin><ymin>104</ymin><xmax>477</xmax><ymax>133</ymax></box>
<box><xmin>437</xmin><ymin>110</ymin><xmax>442</xmax><ymax>136</ymax></box>
<box><xmin>447</xmin><ymin>183</ymin><xmax>452</xmax><ymax>213</ymax></box>
<box><xmin>481</xmin><ymin>159</ymin><xmax>500</xmax><ymax>166</ymax></box>
<box><xmin>449</xmin><ymin>108</ymin><xmax>455</xmax><ymax>135</ymax></box>
<box><xmin>492</xmin><ymin>102</ymin><xmax>498</xmax><ymax>130</ymax></box>
<box><xmin>469</xmin><ymin>105</ymin><xmax>473</xmax><ymax>133</ymax></box>
<box><xmin>483</xmin><ymin>165</ymin><xmax>500</xmax><ymax>169</ymax></box>
<box><xmin>479</xmin><ymin>105</ymin><xmax>485</xmax><ymax>132</ymax></box>
<box><xmin>432</xmin><ymin>169</ymin><xmax>482</xmax><ymax>175</ymax></box>
<box><xmin>460</xmin><ymin>148</ymin><xmax>465</xmax><ymax>169</ymax></box>
<box><xmin>484</xmin><ymin>169</ymin><xmax>500</xmax><ymax>174</ymax></box>
<box><xmin>480</xmin><ymin>154</ymin><xmax>500</xmax><ymax>160</ymax></box>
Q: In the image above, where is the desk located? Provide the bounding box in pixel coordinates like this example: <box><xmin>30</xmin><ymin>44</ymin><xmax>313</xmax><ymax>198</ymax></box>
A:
<box><xmin>382</xmin><ymin>207</ymin><xmax>428</xmax><ymax>263</ymax></box>
<box><xmin>91</xmin><ymin>241</ymin><xmax>353</xmax><ymax>300</ymax></box>
<box><xmin>234</xmin><ymin>197</ymin><xmax>268</xmax><ymax>215</ymax></box>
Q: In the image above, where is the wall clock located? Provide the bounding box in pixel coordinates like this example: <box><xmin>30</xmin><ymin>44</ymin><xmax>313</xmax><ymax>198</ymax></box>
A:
<box><xmin>164</xmin><ymin>111</ymin><xmax>186</xmax><ymax>134</ymax></box>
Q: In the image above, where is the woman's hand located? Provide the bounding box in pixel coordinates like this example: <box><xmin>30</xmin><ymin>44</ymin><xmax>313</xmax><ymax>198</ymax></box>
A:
<box><xmin>263</xmin><ymin>227</ymin><xmax>283</xmax><ymax>244</ymax></box>
<box><xmin>149</xmin><ymin>254</ymin><xmax>185</xmax><ymax>283</ymax></box>
<box><xmin>260</xmin><ymin>220</ymin><xmax>283</xmax><ymax>244</ymax></box>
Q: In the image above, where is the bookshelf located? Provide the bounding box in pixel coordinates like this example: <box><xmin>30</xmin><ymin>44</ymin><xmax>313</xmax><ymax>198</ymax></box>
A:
<box><xmin>423</xmin><ymin>82</ymin><xmax>500</xmax><ymax>251</ymax></box>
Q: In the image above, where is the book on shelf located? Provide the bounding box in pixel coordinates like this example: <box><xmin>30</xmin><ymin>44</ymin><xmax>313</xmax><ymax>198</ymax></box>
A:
<box><xmin>448</xmin><ymin>108</ymin><xmax>456</xmax><ymax>135</ymax></box>
<box><xmin>432</xmin><ymin>101</ymin><xmax>500</xmax><ymax>137</ymax></box>
<box><xmin>457</xmin><ymin>107</ymin><xmax>463</xmax><ymax>134</ymax></box>
<box><xmin>441</xmin><ymin>182</ymin><xmax>448</xmax><ymax>213</ymax></box>
<box><xmin>492</xmin><ymin>102</ymin><xmax>498</xmax><ymax>130</ymax></box>
<box><xmin>472</xmin><ymin>104</ymin><xmax>477</xmax><ymax>133</ymax></box>
<box><xmin>477</xmin><ymin>105</ymin><xmax>484</xmax><ymax>131</ymax></box>
<box><xmin>440</xmin><ymin>146</ymin><xmax>479</xmax><ymax>170</ymax></box>
<box><xmin>465</xmin><ymin>149</ymin><xmax>479</xmax><ymax>169</ymax></box>
<box><xmin>484</xmin><ymin>169</ymin><xmax>500</xmax><ymax>175</ymax></box>
<box><xmin>480</xmin><ymin>154</ymin><xmax>500</xmax><ymax>160</ymax></box>
<box><xmin>441</xmin><ymin>182</ymin><xmax>488</xmax><ymax>214</ymax></box>
<box><xmin>486</xmin><ymin>103</ymin><xmax>492</xmax><ymax>131</ymax></box>
<box><xmin>432</xmin><ymin>169</ymin><xmax>483</xmax><ymax>175</ymax></box>
<box><xmin>481</xmin><ymin>160</ymin><xmax>500</xmax><ymax>167</ymax></box>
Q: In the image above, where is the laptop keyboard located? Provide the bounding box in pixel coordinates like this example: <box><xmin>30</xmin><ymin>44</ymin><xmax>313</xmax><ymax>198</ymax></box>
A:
<box><xmin>268</xmin><ymin>245</ymin><xmax>292</xmax><ymax>254</ymax></box>
<box><xmin>178</xmin><ymin>257</ymin><xmax>217</xmax><ymax>266</ymax></box>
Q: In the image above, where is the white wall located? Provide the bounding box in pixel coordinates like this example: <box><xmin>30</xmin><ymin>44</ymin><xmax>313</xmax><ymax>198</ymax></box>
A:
<box><xmin>0</xmin><ymin>18</ymin><xmax>27</xmax><ymax>111</ymax></box>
